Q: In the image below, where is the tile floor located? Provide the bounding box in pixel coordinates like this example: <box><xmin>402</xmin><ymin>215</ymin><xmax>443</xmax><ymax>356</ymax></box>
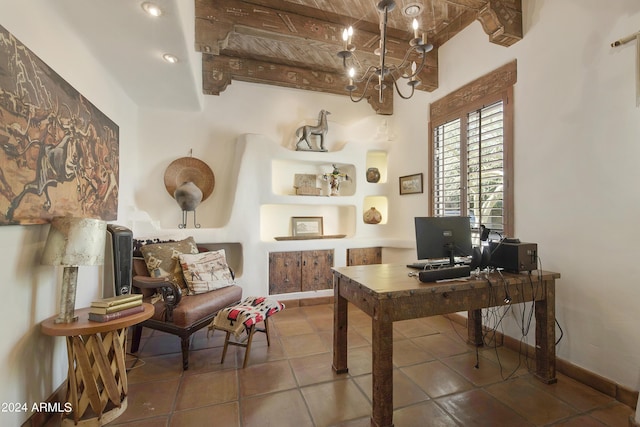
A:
<box><xmin>68</xmin><ymin>303</ymin><xmax>637</xmax><ymax>426</ymax></box>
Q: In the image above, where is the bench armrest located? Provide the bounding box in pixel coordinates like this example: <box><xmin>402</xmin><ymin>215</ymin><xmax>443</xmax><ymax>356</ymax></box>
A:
<box><xmin>132</xmin><ymin>275</ymin><xmax>183</xmax><ymax>320</ymax></box>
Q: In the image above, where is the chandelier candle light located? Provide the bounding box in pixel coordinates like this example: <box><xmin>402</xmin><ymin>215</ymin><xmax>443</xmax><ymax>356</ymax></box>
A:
<box><xmin>337</xmin><ymin>0</ymin><xmax>433</xmax><ymax>103</ymax></box>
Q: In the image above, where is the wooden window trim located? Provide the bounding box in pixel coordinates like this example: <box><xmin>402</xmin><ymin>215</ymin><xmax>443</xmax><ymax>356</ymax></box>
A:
<box><xmin>428</xmin><ymin>60</ymin><xmax>516</xmax><ymax>236</ymax></box>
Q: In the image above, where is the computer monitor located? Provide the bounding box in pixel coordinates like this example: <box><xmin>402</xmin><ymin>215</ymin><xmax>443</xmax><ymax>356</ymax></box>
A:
<box><xmin>414</xmin><ymin>216</ymin><xmax>473</xmax><ymax>266</ymax></box>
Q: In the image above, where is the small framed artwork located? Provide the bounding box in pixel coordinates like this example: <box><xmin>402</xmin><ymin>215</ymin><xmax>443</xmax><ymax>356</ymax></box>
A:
<box><xmin>399</xmin><ymin>173</ymin><xmax>423</xmax><ymax>195</ymax></box>
<box><xmin>292</xmin><ymin>216</ymin><xmax>324</xmax><ymax>237</ymax></box>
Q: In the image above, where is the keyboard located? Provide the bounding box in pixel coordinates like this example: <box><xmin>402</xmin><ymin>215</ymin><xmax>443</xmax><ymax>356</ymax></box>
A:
<box><xmin>407</xmin><ymin>257</ymin><xmax>471</xmax><ymax>269</ymax></box>
<box><xmin>418</xmin><ymin>266</ymin><xmax>471</xmax><ymax>283</ymax></box>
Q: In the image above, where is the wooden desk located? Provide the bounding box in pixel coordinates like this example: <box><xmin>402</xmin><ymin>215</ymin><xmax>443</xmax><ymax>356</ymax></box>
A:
<box><xmin>332</xmin><ymin>265</ymin><xmax>560</xmax><ymax>427</ymax></box>
<box><xmin>41</xmin><ymin>303</ymin><xmax>154</xmax><ymax>426</ymax></box>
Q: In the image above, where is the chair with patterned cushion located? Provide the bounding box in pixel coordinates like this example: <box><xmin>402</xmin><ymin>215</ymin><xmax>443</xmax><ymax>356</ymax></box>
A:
<box><xmin>129</xmin><ymin>237</ymin><xmax>242</xmax><ymax>370</ymax></box>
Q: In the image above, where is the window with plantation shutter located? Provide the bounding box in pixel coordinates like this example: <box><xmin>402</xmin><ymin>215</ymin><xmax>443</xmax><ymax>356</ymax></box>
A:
<box><xmin>429</xmin><ymin>61</ymin><xmax>516</xmax><ymax>244</ymax></box>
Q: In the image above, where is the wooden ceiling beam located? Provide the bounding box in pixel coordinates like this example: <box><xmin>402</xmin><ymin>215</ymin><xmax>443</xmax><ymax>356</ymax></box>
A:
<box><xmin>196</xmin><ymin>0</ymin><xmax>439</xmax><ymax>114</ymax></box>
<box><xmin>202</xmin><ymin>54</ymin><xmax>394</xmax><ymax>114</ymax></box>
<box><xmin>476</xmin><ymin>0</ymin><xmax>523</xmax><ymax>47</ymax></box>
<box><xmin>195</xmin><ymin>0</ymin><xmax>429</xmax><ymax>62</ymax></box>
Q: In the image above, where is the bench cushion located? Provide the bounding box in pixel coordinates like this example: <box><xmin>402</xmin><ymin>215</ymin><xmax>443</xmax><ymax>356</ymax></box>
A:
<box><xmin>211</xmin><ymin>296</ymin><xmax>284</xmax><ymax>337</ymax></box>
<box><xmin>150</xmin><ymin>285</ymin><xmax>243</xmax><ymax>327</ymax></box>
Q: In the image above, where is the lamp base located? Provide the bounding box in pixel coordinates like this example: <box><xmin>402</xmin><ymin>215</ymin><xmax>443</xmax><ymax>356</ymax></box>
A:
<box><xmin>55</xmin><ymin>266</ymin><xmax>79</xmax><ymax>324</ymax></box>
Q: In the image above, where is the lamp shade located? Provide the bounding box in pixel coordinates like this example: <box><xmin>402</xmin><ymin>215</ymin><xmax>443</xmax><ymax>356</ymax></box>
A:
<box><xmin>41</xmin><ymin>217</ymin><xmax>107</xmax><ymax>266</ymax></box>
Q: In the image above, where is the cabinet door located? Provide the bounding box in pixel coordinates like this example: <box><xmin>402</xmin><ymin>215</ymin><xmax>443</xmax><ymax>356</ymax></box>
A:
<box><xmin>347</xmin><ymin>247</ymin><xmax>382</xmax><ymax>266</ymax></box>
<box><xmin>269</xmin><ymin>251</ymin><xmax>302</xmax><ymax>294</ymax></box>
<box><xmin>301</xmin><ymin>250</ymin><xmax>334</xmax><ymax>291</ymax></box>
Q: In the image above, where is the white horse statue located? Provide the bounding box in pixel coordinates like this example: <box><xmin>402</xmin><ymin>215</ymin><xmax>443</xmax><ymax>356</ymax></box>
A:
<box><xmin>295</xmin><ymin>110</ymin><xmax>330</xmax><ymax>151</ymax></box>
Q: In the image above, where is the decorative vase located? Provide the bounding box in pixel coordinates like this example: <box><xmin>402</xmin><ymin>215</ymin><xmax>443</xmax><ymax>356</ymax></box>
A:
<box><xmin>174</xmin><ymin>181</ymin><xmax>203</xmax><ymax>211</ymax></box>
<box><xmin>366</xmin><ymin>167</ymin><xmax>381</xmax><ymax>183</ymax></box>
<box><xmin>363</xmin><ymin>207</ymin><xmax>382</xmax><ymax>224</ymax></box>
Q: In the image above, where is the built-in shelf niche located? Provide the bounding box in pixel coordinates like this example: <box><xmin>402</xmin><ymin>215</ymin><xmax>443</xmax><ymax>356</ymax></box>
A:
<box><xmin>260</xmin><ymin>204</ymin><xmax>356</xmax><ymax>241</ymax></box>
<box><xmin>271</xmin><ymin>159</ymin><xmax>356</xmax><ymax>197</ymax></box>
<box><xmin>363</xmin><ymin>196</ymin><xmax>388</xmax><ymax>225</ymax></box>
<box><xmin>365</xmin><ymin>150</ymin><xmax>388</xmax><ymax>184</ymax></box>
<box><xmin>199</xmin><ymin>242</ymin><xmax>244</xmax><ymax>277</ymax></box>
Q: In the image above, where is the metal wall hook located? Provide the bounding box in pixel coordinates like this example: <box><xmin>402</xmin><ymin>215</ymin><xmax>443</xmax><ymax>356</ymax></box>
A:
<box><xmin>178</xmin><ymin>209</ymin><xmax>201</xmax><ymax>229</ymax></box>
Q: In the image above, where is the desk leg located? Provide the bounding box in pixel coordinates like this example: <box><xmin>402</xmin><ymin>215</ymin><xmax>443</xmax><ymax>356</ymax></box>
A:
<box><xmin>371</xmin><ymin>303</ymin><xmax>394</xmax><ymax>427</ymax></box>
<box><xmin>333</xmin><ymin>276</ymin><xmax>348</xmax><ymax>374</ymax></box>
<box><xmin>467</xmin><ymin>309</ymin><xmax>483</xmax><ymax>346</ymax></box>
<box><xmin>535</xmin><ymin>278</ymin><xmax>557</xmax><ymax>384</ymax></box>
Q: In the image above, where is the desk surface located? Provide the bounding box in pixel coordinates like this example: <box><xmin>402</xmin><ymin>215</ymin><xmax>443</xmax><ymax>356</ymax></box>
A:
<box><xmin>333</xmin><ymin>264</ymin><xmax>560</xmax><ymax>296</ymax></box>
<box><xmin>41</xmin><ymin>303</ymin><xmax>154</xmax><ymax>336</ymax></box>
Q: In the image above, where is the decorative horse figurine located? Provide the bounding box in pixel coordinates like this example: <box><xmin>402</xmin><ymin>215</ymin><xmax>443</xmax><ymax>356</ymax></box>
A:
<box><xmin>295</xmin><ymin>110</ymin><xmax>330</xmax><ymax>151</ymax></box>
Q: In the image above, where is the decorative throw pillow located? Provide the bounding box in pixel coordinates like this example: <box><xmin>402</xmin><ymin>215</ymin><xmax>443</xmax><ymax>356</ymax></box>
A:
<box><xmin>133</xmin><ymin>237</ymin><xmax>176</xmax><ymax>258</ymax></box>
<box><xmin>140</xmin><ymin>236</ymin><xmax>198</xmax><ymax>293</ymax></box>
<box><xmin>179</xmin><ymin>249</ymin><xmax>234</xmax><ymax>295</ymax></box>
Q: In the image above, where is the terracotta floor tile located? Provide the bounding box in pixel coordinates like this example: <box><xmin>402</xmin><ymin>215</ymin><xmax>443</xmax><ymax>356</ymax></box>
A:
<box><xmin>170</xmin><ymin>402</ymin><xmax>239</xmax><ymax>427</ymax></box>
<box><xmin>588</xmin><ymin>402</ymin><xmax>635</xmax><ymax>426</ymax></box>
<box><xmin>442</xmin><ymin>351</ymin><xmax>519</xmax><ymax>387</ymax></box>
<box><xmin>525</xmin><ymin>373</ymin><xmax>615</xmax><ymax>412</ymax></box>
<box><xmin>392</xmin><ymin>338</ymin><xmax>434</xmax><ymax>367</ymax></box>
<box><xmin>478</xmin><ymin>343</ymin><xmax>533</xmax><ymax>378</ymax></box>
<box><xmin>174</xmin><ymin>369</ymin><xmax>238</xmax><ymax>411</ymax></box>
<box><xmin>353</xmin><ymin>369</ymin><xmax>430</xmax><ymax>408</ymax></box>
<box><xmin>411</xmin><ymin>332</ymin><xmax>472</xmax><ymax>359</ymax></box>
<box><xmin>393</xmin><ymin>317</ymin><xmax>439</xmax><ymax>338</ymax></box>
<box><xmin>548</xmin><ymin>414</ymin><xmax>609</xmax><ymax>426</ymax></box>
<box><xmin>88</xmin><ymin>304</ymin><xmax>634</xmax><ymax>427</ymax></box>
<box><xmin>241</xmin><ymin>389</ymin><xmax>313</xmax><ymax>427</ymax></box>
<box><xmin>301</xmin><ymin>379</ymin><xmax>371</xmax><ymax>426</ymax></box>
<box><xmin>436</xmin><ymin>388</ymin><xmax>533</xmax><ymax>426</ymax></box>
<box><xmin>392</xmin><ymin>401</ymin><xmax>459</xmax><ymax>427</ymax></box>
<box><xmin>115</xmin><ymin>378</ymin><xmax>181</xmax><ymax>423</ymax></box>
<box><xmin>109</xmin><ymin>416</ymin><xmax>169</xmax><ymax>426</ymax></box>
<box><xmin>289</xmin><ymin>352</ymin><xmax>347</xmax><ymax>387</ymax></box>
<box><xmin>343</xmin><ymin>345</ymin><xmax>372</xmax><ymax>376</ymax></box>
<box><xmin>237</xmin><ymin>359</ymin><xmax>297</xmax><ymax>397</ymax></box>
<box><xmin>273</xmin><ymin>317</ymin><xmax>316</xmax><ymax>337</ymax></box>
<box><xmin>280</xmin><ymin>332</ymin><xmax>329</xmax><ymax>358</ymax></box>
<box><xmin>401</xmin><ymin>360</ymin><xmax>474</xmax><ymax>398</ymax></box>
<box><xmin>181</xmin><ymin>345</ymin><xmax>239</xmax><ymax>374</ymax></box>
<box><xmin>126</xmin><ymin>353</ymin><xmax>186</xmax><ymax>384</ymax></box>
<box><xmin>485</xmin><ymin>376</ymin><xmax>576</xmax><ymax>425</ymax></box>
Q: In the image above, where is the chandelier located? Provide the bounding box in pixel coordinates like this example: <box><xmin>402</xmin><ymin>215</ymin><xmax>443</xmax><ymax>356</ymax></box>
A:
<box><xmin>337</xmin><ymin>0</ymin><xmax>433</xmax><ymax>104</ymax></box>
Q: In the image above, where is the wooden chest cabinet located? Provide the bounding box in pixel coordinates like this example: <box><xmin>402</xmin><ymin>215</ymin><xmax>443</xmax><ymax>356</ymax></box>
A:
<box><xmin>269</xmin><ymin>249</ymin><xmax>334</xmax><ymax>294</ymax></box>
<box><xmin>347</xmin><ymin>247</ymin><xmax>382</xmax><ymax>266</ymax></box>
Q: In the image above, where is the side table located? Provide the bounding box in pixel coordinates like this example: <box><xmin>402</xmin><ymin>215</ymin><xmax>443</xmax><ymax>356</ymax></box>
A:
<box><xmin>41</xmin><ymin>303</ymin><xmax>154</xmax><ymax>426</ymax></box>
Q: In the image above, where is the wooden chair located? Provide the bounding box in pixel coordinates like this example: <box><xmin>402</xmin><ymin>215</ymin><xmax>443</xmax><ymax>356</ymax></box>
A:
<box><xmin>129</xmin><ymin>256</ymin><xmax>242</xmax><ymax>370</ymax></box>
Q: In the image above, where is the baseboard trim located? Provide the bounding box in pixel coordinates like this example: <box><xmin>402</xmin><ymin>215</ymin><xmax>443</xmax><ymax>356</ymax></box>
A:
<box><xmin>446</xmin><ymin>312</ymin><xmax>638</xmax><ymax>410</ymax></box>
<box><xmin>20</xmin><ymin>382</ymin><xmax>66</xmax><ymax>427</ymax></box>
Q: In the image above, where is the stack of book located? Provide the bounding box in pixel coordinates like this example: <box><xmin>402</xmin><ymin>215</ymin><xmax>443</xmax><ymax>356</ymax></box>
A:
<box><xmin>89</xmin><ymin>293</ymin><xmax>143</xmax><ymax>322</ymax></box>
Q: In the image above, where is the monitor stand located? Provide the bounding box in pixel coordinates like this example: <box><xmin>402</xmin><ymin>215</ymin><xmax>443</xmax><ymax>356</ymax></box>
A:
<box><xmin>445</xmin><ymin>243</ymin><xmax>456</xmax><ymax>267</ymax></box>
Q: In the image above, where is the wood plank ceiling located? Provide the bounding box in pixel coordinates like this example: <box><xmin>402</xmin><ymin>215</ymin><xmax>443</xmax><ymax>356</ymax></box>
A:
<box><xmin>195</xmin><ymin>0</ymin><xmax>522</xmax><ymax>114</ymax></box>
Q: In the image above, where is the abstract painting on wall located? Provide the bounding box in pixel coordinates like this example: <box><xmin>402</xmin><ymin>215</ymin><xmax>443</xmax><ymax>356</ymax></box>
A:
<box><xmin>0</xmin><ymin>24</ymin><xmax>119</xmax><ymax>225</ymax></box>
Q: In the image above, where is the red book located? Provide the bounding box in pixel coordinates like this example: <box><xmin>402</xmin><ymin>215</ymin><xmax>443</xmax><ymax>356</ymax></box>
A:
<box><xmin>88</xmin><ymin>304</ymin><xmax>145</xmax><ymax>323</ymax></box>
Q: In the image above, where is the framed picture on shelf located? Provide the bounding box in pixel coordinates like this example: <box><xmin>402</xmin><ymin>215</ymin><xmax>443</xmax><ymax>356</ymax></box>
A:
<box><xmin>399</xmin><ymin>173</ymin><xmax>423</xmax><ymax>195</ymax></box>
<box><xmin>292</xmin><ymin>217</ymin><xmax>324</xmax><ymax>237</ymax></box>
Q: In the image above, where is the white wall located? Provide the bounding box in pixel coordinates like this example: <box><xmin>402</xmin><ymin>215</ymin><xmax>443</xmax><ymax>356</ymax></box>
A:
<box><xmin>427</xmin><ymin>1</ymin><xmax>640</xmax><ymax>391</ymax></box>
<box><xmin>1</xmin><ymin>0</ymin><xmax>640</xmax><ymax>425</ymax></box>
<box><xmin>0</xmin><ymin>1</ymin><xmax>139</xmax><ymax>425</ymax></box>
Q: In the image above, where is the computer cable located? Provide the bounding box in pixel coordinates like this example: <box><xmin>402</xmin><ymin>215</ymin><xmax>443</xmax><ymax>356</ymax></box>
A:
<box><xmin>536</xmin><ymin>255</ymin><xmax>564</xmax><ymax>346</ymax></box>
<box><xmin>495</xmin><ymin>268</ymin><xmax>511</xmax><ymax>304</ymax></box>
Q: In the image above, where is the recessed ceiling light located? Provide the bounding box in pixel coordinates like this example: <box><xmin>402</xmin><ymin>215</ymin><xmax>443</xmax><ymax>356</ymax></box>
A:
<box><xmin>162</xmin><ymin>53</ymin><xmax>178</xmax><ymax>63</ymax></box>
<box><xmin>403</xmin><ymin>3</ymin><xmax>422</xmax><ymax>17</ymax></box>
<box><xmin>142</xmin><ymin>2</ymin><xmax>162</xmax><ymax>17</ymax></box>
